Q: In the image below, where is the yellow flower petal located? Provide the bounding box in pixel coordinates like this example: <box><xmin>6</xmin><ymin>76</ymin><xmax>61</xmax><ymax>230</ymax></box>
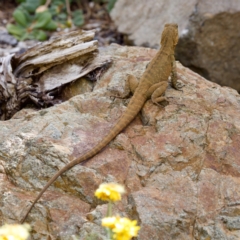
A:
<box><xmin>0</xmin><ymin>224</ymin><xmax>31</xmax><ymax>240</ymax></box>
<box><xmin>102</xmin><ymin>216</ymin><xmax>140</xmax><ymax>240</ymax></box>
<box><xmin>95</xmin><ymin>183</ymin><xmax>125</xmax><ymax>202</ymax></box>
<box><xmin>112</xmin><ymin>217</ymin><xmax>140</xmax><ymax>240</ymax></box>
<box><xmin>101</xmin><ymin>216</ymin><xmax>118</xmax><ymax>229</ymax></box>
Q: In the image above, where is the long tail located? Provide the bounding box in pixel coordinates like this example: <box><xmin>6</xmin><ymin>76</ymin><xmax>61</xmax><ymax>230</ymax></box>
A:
<box><xmin>21</xmin><ymin>93</ymin><xmax>146</xmax><ymax>223</ymax></box>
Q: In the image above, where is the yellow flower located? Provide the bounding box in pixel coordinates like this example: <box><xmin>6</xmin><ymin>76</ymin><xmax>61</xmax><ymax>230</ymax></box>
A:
<box><xmin>102</xmin><ymin>216</ymin><xmax>140</xmax><ymax>240</ymax></box>
<box><xmin>95</xmin><ymin>183</ymin><xmax>125</xmax><ymax>202</ymax></box>
<box><xmin>102</xmin><ymin>216</ymin><xmax>118</xmax><ymax>229</ymax></box>
<box><xmin>0</xmin><ymin>224</ymin><xmax>31</xmax><ymax>240</ymax></box>
<box><xmin>113</xmin><ymin>217</ymin><xmax>140</xmax><ymax>240</ymax></box>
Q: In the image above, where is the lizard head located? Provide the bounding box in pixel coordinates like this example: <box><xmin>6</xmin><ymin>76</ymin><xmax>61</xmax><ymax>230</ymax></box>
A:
<box><xmin>160</xmin><ymin>23</ymin><xmax>179</xmax><ymax>48</ymax></box>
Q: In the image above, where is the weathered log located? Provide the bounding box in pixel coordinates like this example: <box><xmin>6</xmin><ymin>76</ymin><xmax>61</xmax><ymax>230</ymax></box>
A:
<box><xmin>0</xmin><ymin>30</ymin><xmax>111</xmax><ymax>120</ymax></box>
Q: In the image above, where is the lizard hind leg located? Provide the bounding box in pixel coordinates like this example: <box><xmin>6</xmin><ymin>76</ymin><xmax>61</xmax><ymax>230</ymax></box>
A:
<box><xmin>127</xmin><ymin>74</ymin><xmax>139</xmax><ymax>94</ymax></box>
<box><xmin>146</xmin><ymin>81</ymin><xmax>168</xmax><ymax>105</ymax></box>
<box><xmin>110</xmin><ymin>74</ymin><xmax>139</xmax><ymax>100</ymax></box>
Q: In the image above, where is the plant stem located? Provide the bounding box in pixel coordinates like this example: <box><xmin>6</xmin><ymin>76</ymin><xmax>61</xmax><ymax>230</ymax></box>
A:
<box><xmin>107</xmin><ymin>201</ymin><xmax>112</xmax><ymax>217</ymax></box>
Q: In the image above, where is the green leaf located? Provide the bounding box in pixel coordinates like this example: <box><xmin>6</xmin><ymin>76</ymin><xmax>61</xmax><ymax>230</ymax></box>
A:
<box><xmin>33</xmin><ymin>30</ymin><xmax>48</xmax><ymax>41</ymax></box>
<box><xmin>57</xmin><ymin>12</ymin><xmax>68</xmax><ymax>20</ymax></box>
<box><xmin>20</xmin><ymin>32</ymin><xmax>31</xmax><ymax>41</ymax></box>
<box><xmin>49</xmin><ymin>5</ymin><xmax>59</xmax><ymax>15</ymax></box>
<box><xmin>13</xmin><ymin>9</ymin><xmax>28</xmax><ymax>27</ymax></box>
<box><xmin>33</xmin><ymin>11</ymin><xmax>52</xmax><ymax>29</ymax></box>
<box><xmin>52</xmin><ymin>0</ymin><xmax>65</xmax><ymax>4</ymax></box>
<box><xmin>6</xmin><ymin>24</ymin><xmax>26</xmax><ymax>38</ymax></box>
<box><xmin>24</xmin><ymin>32</ymin><xmax>36</xmax><ymax>40</ymax></box>
<box><xmin>57</xmin><ymin>0</ymin><xmax>66</xmax><ymax>5</ymax></box>
<box><xmin>19</xmin><ymin>7</ymin><xmax>33</xmax><ymax>22</ymax></box>
<box><xmin>22</xmin><ymin>0</ymin><xmax>42</xmax><ymax>13</ymax></box>
<box><xmin>49</xmin><ymin>1</ymin><xmax>65</xmax><ymax>16</ymax></box>
<box><xmin>43</xmin><ymin>20</ymin><xmax>58</xmax><ymax>31</ymax></box>
<box><xmin>73</xmin><ymin>10</ymin><xmax>84</xmax><ymax>27</ymax></box>
<box><xmin>16</xmin><ymin>0</ymin><xmax>26</xmax><ymax>3</ymax></box>
<box><xmin>107</xmin><ymin>0</ymin><xmax>117</xmax><ymax>12</ymax></box>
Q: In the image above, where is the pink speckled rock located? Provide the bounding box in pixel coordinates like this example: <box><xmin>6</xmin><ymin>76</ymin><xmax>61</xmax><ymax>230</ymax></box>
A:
<box><xmin>0</xmin><ymin>44</ymin><xmax>240</xmax><ymax>239</ymax></box>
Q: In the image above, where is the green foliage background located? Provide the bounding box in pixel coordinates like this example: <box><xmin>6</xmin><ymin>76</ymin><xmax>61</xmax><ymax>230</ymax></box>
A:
<box><xmin>7</xmin><ymin>0</ymin><xmax>117</xmax><ymax>41</ymax></box>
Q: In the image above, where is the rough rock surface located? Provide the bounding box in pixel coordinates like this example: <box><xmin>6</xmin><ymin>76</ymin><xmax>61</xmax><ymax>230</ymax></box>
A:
<box><xmin>111</xmin><ymin>0</ymin><xmax>240</xmax><ymax>91</ymax></box>
<box><xmin>0</xmin><ymin>44</ymin><xmax>240</xmax><ymax>239</ymax></box>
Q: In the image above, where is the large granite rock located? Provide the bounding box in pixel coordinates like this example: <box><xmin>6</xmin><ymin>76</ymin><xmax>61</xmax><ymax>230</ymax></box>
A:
<box><xmin>111</xmin><ymin>0</ymin><xmax>240</xmax><ymax>91</ymax></box>
<box><xmin>0</xmin><ymin>44</ymin><xmax>240</xmax><ymax>239</ymax></box>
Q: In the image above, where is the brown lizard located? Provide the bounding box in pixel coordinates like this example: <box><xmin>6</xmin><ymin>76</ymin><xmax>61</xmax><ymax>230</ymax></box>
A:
<box><xmin>21</xmin><ymin>23</ymin><xmax>180</xmax><ymax>223</ymax></box>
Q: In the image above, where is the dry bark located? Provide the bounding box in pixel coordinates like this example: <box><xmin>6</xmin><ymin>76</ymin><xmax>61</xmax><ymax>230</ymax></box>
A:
<box><xmin>0</xmin><ymin>29</ymin><xmax>111</xmax><ymax>120</ymax></box>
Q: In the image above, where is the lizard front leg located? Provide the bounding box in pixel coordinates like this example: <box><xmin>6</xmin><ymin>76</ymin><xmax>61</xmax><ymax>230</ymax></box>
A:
<box><xmin>170</xmin><ymin>55</ymin><xmax>183</xmax><ymax>90</ymax></box>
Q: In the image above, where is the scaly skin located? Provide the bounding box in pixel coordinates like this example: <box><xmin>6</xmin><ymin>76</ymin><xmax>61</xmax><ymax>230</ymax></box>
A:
<box><xmin>21</xmin><ymin>23</ymin><xmax>179</xmax><ymax>223</ymax></box>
